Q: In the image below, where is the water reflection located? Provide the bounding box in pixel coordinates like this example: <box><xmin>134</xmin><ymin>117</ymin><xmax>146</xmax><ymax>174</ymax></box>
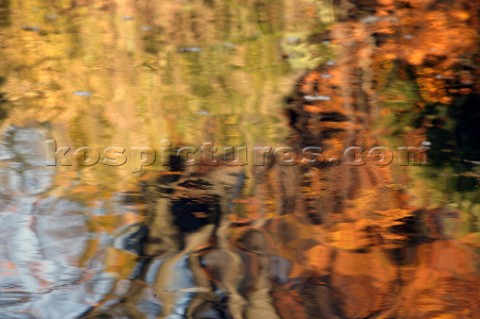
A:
<box><xmin>1</xmin><ymin>0</ymin><xmax>479</xmax><ymax>318</ymax></box>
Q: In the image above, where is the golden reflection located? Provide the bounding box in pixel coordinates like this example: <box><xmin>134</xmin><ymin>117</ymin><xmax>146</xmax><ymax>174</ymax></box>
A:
<box><xmin>0</xmin><ymin>0</ymin><xmax>479</xmax><ymax>318</ymax></box>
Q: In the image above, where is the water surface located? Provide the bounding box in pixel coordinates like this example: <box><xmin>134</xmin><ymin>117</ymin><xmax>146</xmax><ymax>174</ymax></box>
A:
<box><xmin>0</xmin><ymin>0</ymin><xmax>479</xmax><ymax>318</ymax></box>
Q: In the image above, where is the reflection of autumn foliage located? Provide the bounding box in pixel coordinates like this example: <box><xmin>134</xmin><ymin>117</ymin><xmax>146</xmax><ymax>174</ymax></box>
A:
<box><xmin>1</xmin><ymin>0</ymin><xmax>478</xmax><ymax>317</ymax></box>
<box><xmin>372</xmin><ymin>0</ymin><xmax>479</xmax><ymax>107</ymax></box>
<box><xmin>398</xmin><ymin>240</ymin><xmax>480</xmax><ymax>318</ymax></box>
<box><xmin>377</xmin><ymin>1</ymin><xmax>476</xmax><ymax>65</ymax></box>
<box><xmin>295</xmin><ymin>0</ymin><xmax>479</xmax><ymax>120</ymax></box>
<box><xmin>280</xmin><ymin>0</ymin><xmax>480</xmax><ymax>318</ymax></box>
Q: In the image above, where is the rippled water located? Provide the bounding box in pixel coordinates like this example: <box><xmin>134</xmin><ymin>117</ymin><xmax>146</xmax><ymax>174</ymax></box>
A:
<box><xmin>0</xmin><ymin>1</ymin><xmax>479</xmax><ymax>318</ymax></box>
